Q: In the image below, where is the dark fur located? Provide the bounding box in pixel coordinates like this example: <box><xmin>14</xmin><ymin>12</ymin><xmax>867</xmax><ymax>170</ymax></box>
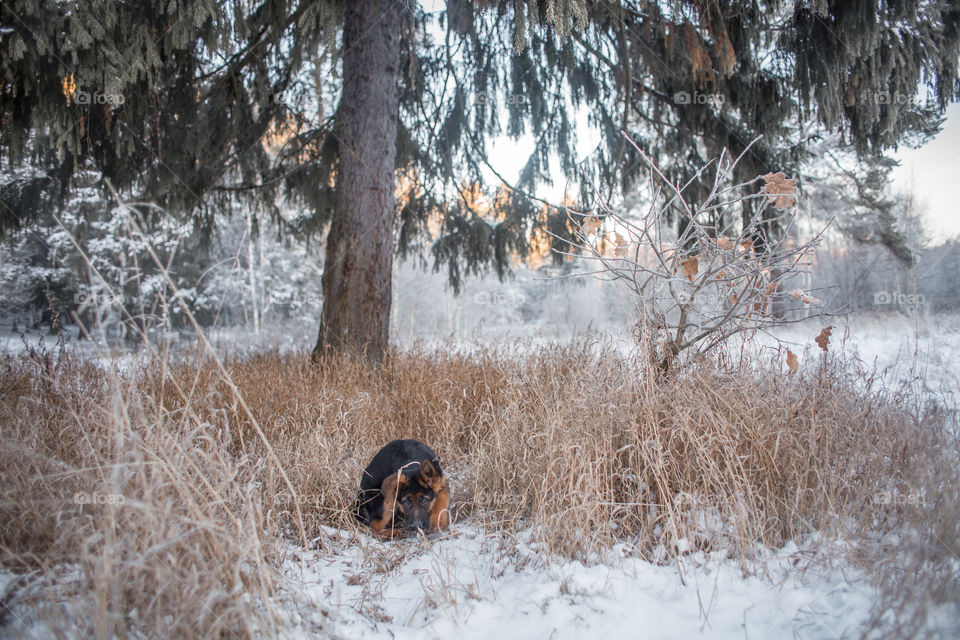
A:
<box><xmin>355</xmin><ymin>439</ymin><xmax>450</xmax><ymax>537</ymax></box>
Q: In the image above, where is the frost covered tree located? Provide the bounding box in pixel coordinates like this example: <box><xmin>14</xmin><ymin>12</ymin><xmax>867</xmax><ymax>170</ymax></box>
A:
<box><xmin>1</xmin><ymin>0</ymin><xmax>958</xmax><ymax>362</ymax></box>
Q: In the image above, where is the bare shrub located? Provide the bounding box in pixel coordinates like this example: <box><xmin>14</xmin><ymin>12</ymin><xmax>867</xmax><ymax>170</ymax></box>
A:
<box><xmin>558</xmin><ymin>133</ymin><xmax>830</xmax><ymax>374</ymax></box>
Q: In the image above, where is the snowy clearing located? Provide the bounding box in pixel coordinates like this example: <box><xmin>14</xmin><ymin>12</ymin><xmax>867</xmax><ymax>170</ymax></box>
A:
<box><xmin>280</xmin><ymin>527</ymin><xmax>880</xmax><ymax>640</ymax></box>
<box><xmin>1</xmin><ymin>307</ymin><xmax>957</xmax><ymax>639</ymax></box>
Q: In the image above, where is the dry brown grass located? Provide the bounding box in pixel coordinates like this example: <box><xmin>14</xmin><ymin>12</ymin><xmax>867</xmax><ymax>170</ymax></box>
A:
<box><xmin>0</xmin><ymin>339</ymin><xmax>957</xmax><ymax>637</ymax></box>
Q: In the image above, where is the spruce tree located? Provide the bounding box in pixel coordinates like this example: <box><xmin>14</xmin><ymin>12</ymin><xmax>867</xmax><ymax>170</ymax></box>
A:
<box><xmin>2</xmin><ymin>1</ymin><xmax>958</xmax><ymax>362</ymax></box>
<box><xmin>314</xmin><ymin>0</ymin><xmax>402</xmax><ymax>362</ymax></box>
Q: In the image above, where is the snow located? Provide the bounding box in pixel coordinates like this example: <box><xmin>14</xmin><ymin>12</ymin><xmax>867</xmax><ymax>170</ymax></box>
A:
<box><xmin>389</xmin><ymin>257</ymin><xmax>960</xmax><ymax>400</ymax></box>
<box><xmin>5</xmin><ymin>253</ymin><xmax>959</xmax><ymax>402</ymax></box>
<box><xmin>757</xmin><ymin>311</ymin><xmax>960</xmax><ymax>404</ymax></box>
<box><xmin>2</xmin><ymin>266</ymin><xmax>958</xmax><ymax>639</ymax></box>
<box><xmin>278</xmin><ymin>527</ymin><xmax>879</xmax><ymax>640</ymax></box>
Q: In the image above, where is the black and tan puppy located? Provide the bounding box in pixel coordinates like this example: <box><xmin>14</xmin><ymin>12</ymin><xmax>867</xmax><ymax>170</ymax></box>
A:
<box><xmin>355</xmin><ymin>439</ymin><xmax>450</xmax><ymax>538</ymax></box>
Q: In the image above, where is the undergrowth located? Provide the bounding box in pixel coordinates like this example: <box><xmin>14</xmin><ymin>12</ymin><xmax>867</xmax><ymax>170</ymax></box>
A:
<box><xmin>0</xmin><ymin>340</ymin><xmax>956</xmax><ymax>638</ymax></box>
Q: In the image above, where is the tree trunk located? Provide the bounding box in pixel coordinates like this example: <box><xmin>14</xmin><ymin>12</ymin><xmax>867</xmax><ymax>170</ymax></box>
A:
<box><xmin>313</xmin><ymin>0</ymin><xmax>403</xmax><ymax>364</ymax></box>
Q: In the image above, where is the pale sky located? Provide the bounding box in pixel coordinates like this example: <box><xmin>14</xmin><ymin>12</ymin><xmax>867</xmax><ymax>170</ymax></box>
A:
<box><xmin>427</xmin><ymin>0</ymin><xmax>959</xmax><ymax>243</ymax></box>
<box><xmin>891</xmin><ymin>103</ymin><xmax>960</xmax><ymax>243</ymax></box>
<box><xmin>486</xmin><ymin>105</ymin><xmax>960</xmax><ymax>245</ymax></box>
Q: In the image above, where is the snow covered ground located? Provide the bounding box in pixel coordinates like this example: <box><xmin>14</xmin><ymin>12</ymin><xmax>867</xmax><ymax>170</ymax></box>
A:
<box><xmin>287</xmin><ymin>295</ymin><xmax>956</xmax><ymax>639</ymax></box>
<box><xmin>0</xmin><ymin>528</ymin><xmax>889</xmax><ymax>640</ymax></box>
<box><xmin>4</xmin><ymin>258</ymin><xmax>959</xmax><ymax>402</ymax></box>
<box><xmin>390</xmin><ymin>261</ymin><xmax>960</xmax><ymax>403</ymax></box>
<box><xmin>2</xmin><ymin>267</ymin><xmax>958</xmax><ymax>639</ymax></box>
<box><xmin>759</xmin><ymin>311</ymin><xmax>960</xmax><ymax>406</ymax></box>
<box><xmin>280</xmin><ymin>527</ymin><xmax>880</xmax><ymax>640</ymax></box>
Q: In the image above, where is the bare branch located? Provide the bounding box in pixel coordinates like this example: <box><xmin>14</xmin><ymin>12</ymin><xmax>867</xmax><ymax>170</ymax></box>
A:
<box><xmin>557</xmin><ymin>132</ymin><xmax>831</xmax><ymax>375</ymax></box>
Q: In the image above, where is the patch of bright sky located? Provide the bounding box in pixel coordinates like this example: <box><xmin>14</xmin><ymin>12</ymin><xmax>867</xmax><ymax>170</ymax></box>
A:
<box><xmin>439</xmin><ymin>0</ymin><xmax>958</xmax><ymax>244</ymax></box>
<box><xmin>487</xmin><ymin>101</ymin><xmax>960</xmax><ymax>245</ymax></box>
<box><xmin>483</xmin><ymin>107</ymin><xmax>603</xmax><ymax>203</ymax></box>
<box><xmin>891</xmin><ymin>103</ymin><xmax>960</xmax><ymax>243</ymax></box>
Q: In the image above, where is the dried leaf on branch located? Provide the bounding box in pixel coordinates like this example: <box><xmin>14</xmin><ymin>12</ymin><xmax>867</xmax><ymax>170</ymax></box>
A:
<box><xmin>760</xmin><ymin>172</ymin><xmax>797</xmax><ymax>210</ymax></box>
<box><xmin>815</xmin><ymin>326</ymin><xmax>833</xmax><ymax>352</ymax></box>
<box><xmin>679</xmin><ymin>257</ymin><xmax>699</xmax><ymax>281</ymax></box>
<box><xmin>581</xmin><ymin>215</ymin><xmax>602</xmax><ymax>235</ymax></box>
<box><xmin>786</xmin><ymin>350</ymin><xmax>799</xmax><ymax>373</ymax></box>
<box><xmin>614</xmin><ymin>233</ymin><xmax>629</xmax><ymax>257</ymax></box>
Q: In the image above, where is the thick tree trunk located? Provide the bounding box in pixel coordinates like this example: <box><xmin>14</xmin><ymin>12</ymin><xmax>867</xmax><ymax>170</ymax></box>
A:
<box><xmin>313</xmin><ymin>0</ymin><xmax>403</xmax><ymax>364</ymax></box>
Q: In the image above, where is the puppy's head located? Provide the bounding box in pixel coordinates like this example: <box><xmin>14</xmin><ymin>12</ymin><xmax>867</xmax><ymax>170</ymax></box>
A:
<box><xmin>380</xmin><ymin>459</ymin><xmax>444</xmax><ymax>533</ymax></box>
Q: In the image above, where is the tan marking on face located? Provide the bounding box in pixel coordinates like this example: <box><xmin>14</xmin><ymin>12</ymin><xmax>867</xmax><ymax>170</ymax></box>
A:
<box><xmin>429</xmin><ymin>478</ymin><xmax>450</xmax><ymax>531</ymax></box>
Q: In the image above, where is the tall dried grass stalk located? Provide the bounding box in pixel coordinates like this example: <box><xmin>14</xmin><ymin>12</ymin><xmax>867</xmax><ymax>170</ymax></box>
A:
<box><xmin>1</xmin><ymin>338</ymin><xmax>956</xmax><ymax>637</ymax></box>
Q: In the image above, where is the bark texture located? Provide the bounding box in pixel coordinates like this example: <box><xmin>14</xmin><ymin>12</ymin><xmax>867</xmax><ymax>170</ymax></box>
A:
<box><xmin>314</xmin><ymin>0</ymin><xmax>403</xmax><ymax>364</ymax></box>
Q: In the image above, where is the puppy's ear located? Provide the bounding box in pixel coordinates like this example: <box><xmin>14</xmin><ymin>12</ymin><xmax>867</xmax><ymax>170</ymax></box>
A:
<box><xmin>418</xmin><ymin>459</ymin><xmax>440</xmax><ymax>488</ymax></box>
<box><xmin>380</xmin><ymin>472</ymin><xmax>404</xmax><ymax>502</ymax></box>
